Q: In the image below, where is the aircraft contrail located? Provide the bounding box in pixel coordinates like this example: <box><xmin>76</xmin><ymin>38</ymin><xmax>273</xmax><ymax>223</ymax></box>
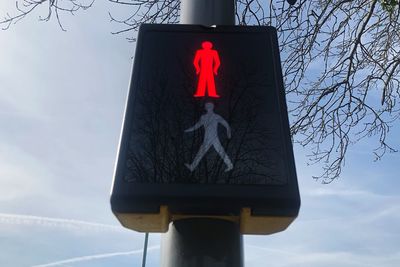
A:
<box><xmin>31</xmin><ymin>246</ymin><xmax>159</xmax><ymax>267</ymax></box>
<box><xmin>0</xmin><ymin>213</ymin><xmax>125</xmax><ymax>233</ymax></box>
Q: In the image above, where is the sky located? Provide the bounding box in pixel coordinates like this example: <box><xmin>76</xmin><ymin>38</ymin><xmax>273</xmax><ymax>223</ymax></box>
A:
<box><xmin>0</xmin><ymin>1</ymin><xmax>399</xmax><ymax>267</ymax></box>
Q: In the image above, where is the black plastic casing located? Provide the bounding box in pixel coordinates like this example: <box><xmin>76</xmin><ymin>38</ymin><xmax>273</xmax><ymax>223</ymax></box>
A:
<box><xmin>111</xmin><ymin>24</ymin><xmax>300</xmax><ymax>219</ymax></box>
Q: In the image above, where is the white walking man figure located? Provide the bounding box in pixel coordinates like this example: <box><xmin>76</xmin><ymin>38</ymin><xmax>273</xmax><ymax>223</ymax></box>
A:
<box><xmin>185</xmin><ymin>102</ymin><xmax>234</xmax><ymax>172</ymax></box>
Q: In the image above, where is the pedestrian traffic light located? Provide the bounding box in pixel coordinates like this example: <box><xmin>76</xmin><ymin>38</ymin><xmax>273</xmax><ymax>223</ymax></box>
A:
<box><xmin>111</xmin><ymin>24</ymin><xmax>300</xmax><ymax>235</ymax></box>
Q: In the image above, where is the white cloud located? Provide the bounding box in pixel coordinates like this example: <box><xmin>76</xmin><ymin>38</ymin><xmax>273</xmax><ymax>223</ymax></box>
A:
<box><xmin>0</xmin><ymin>143</ymin><xmax>54</xmax><ymax>202</ymax></box>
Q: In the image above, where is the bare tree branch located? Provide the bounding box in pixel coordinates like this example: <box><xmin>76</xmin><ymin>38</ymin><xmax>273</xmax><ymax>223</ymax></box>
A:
<box><xmin>0</xmin><ymin>0</ymin><xmax>94</xmax><ymax>30</ymax></box>
<box><xmin>3</xmin><ymin>0</ymin><xmax>399</xmax><ymax>182</ymax></box>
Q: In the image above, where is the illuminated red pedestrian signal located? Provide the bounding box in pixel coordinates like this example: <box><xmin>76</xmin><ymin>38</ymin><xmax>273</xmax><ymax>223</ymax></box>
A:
<box><xmin>193</xmin><ymin>41</ymin><xmax>221</xmax><ymax>97</ymax></box>
<box><xmin>111</xmin><ymin>24</ymin><xmax>300</xmax><ymax>235</ymax></box>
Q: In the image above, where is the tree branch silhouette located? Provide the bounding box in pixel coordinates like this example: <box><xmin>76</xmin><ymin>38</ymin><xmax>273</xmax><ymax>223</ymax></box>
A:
<box><xmin>2</xmin><ymin>0</ymin><xmax>399</xmax><ymax>182</ymax></box>
<box><xmin>1</xmin><ymin>0</ymin><xmax>94</xmax><ymax>30</ymax></box>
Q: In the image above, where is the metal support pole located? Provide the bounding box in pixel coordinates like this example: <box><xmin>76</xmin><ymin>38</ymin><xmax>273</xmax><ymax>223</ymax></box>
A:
<box><xmin>160</xmin><ymin>2</ymin><xmax>242</xmax><ymax>267</ymax></box>
<box><xmin>161</xmin><ymin>218</ymin><xmax>243</xmax><ymax>267</ymax></box>
<box><xmin>141</xmin><ymin>233</ymin><xmax>149</xmax><ymax>267</ymax></box>
<box><xmin>180</xmin><ymin>0</ymin><xmax>235</xmax><ymax>26</ymax></box>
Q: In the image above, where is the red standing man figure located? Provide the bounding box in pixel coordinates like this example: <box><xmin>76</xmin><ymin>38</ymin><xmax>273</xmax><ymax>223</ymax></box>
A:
<box><xmin>193</xmin><ymin>41</ymin><xmax>221</xmax><ymax>98</ymax></box>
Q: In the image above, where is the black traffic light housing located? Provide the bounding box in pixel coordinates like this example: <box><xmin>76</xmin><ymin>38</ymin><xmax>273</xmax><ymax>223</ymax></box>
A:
<box><xmin>111</xmin><ymin>24</ymin><xmax>300</xmax><ymax>234</ymax></box>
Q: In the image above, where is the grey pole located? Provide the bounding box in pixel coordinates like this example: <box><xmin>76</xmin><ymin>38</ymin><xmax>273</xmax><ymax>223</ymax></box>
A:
<box><xmin>141</xmin><ymin>233</ymin><xmax>149</xmax><ymax>267</ymax></box>
<box><xmin>180</xmin><ymin>0</ymin><xmax>235</xmax><ymax>26</ymax></box>
<box><xmin>160</xmin><ymin>1</ymin><xmax>243</xmax><ymax>267</ymax></box>
<box><xmin>161</xmin><ymin>218</ymin><xmax>243</xmax><ymax>267</ymax></box>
